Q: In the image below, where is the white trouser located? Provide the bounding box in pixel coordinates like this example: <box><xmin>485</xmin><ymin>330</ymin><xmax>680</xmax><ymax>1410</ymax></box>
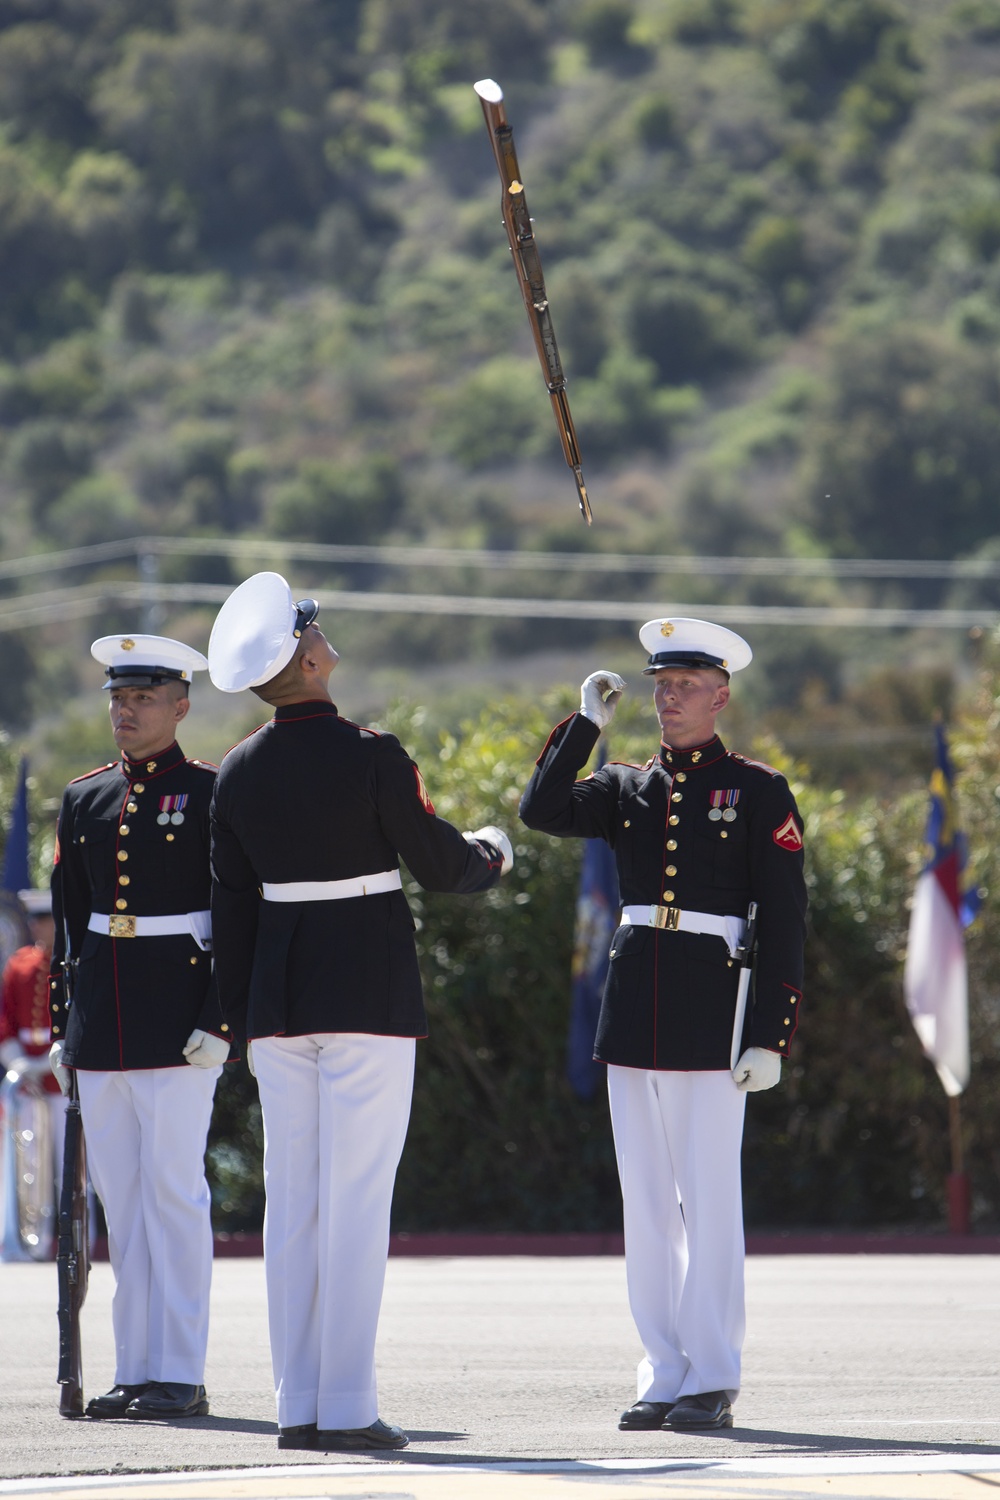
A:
<box><xmin>77</xmin><ymin>1065</ymin><xmax>220</xmax><ymax>1386</ymax></box>
<box><xmin>607</xmin><ymin>1066</ymin><xmax>747</xmax><ymax>1404</ymax></box>
<box><xmin>253</xmin><ymin>1032</ymin><xmax>416</xmax><ymax>1431</ymax></box>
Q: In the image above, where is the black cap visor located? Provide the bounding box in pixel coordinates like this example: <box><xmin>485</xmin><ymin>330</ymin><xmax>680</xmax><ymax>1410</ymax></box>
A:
<box><xmin>293</xmin><ymin>598</ymin><xmax>320</xmax><ymax>638</ymax></box>
<box><xmin>103</xmin><ymin>665</ymin><xmax>189</xmax><ymax>690</ymax></box>
<box><xmin>642</xmin><ymin>650</ymin><xmax>730</xmax><ymax>676</ymax></box>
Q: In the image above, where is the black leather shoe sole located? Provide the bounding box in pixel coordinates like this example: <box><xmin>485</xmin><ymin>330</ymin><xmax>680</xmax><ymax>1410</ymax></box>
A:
<box><xmin>125</xmin><ymin>1386</ymin><xmax>210</xmax><ymax>1420</ymax></box>
<box><xmin>664</xmin><ymin>1402</ymin><xmax>733</xmax><ymax>1430</ymax></box>
<box><xmin>86</xmin><ymin>1385</ymin><xmax>152</xmax><ymax>1419</ymax></box>
<box><xmin>619</xmin><ymin>1401</ymin><xmax>674</xmax><ymax>1430</ymax></box>
<box><xmin>278</xmin><ymin>1423</ymin><xmax>318</xmax><ymax>1450</ymax></box>
<box><xmin>316</xmin><ymin>1419</ymin><xmax>408</xmax><ymax>1450</ymax></box>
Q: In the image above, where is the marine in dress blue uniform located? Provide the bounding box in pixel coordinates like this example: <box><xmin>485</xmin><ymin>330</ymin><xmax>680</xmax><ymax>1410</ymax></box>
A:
<box><xmin>520</xmin><ymin>618</ymin><xmax>807</xmax><ymax>1432</ymax></box>
<box><xmin>207</xmin><ymin>572</ymin><xmax>513</xmax><ymax>1453</ymax></box>
<box><xmin>48</xmin><ymin>634</ymin><xmax>230</xmax><ymax>1420</ymax></box>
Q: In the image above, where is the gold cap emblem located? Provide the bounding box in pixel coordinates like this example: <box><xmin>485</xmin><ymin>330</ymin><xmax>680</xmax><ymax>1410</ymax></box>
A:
<box><xmin>660</xmin><ymin>622</ymin><xmax>675</xmax><ymax>637</ymax></box>
<box><xmin>120</xmin><ymin>638</ymin><xmax>136</xmax><ymax>651</ymax></box>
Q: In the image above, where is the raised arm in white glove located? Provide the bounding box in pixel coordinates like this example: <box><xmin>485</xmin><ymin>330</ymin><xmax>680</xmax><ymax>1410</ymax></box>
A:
<box><xmin>464</xmin><ymin>826</ymin><xmax>514</xmax><ymax>875</ymax></box>
<box><xmin>182</xmin><ymin>1028</ymin><xmax>231</xmax><ymax>1068</ymax></box>
<box><xmin>49</xmin><ymin>1039</ymin><xmax>71</xmax><ymax>1095</ymax></box>
<box><xmin>732</xmin><ymin>1047</ymin><xmax>781</xmax><ymax>1092</ymax></box>
<box><xmin>580</xmin><ymin>671</ymin><xmax>626</xmax><ymax>730</ymax></box>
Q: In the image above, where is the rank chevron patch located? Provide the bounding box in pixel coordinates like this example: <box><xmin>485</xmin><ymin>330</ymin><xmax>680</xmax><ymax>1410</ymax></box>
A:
<box><xmin>773</xmin><ymin>812</ymin><xmax>803</xmax><ymax>851</ymax></box>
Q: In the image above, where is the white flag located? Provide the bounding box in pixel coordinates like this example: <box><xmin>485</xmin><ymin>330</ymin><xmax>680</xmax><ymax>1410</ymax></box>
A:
<box><xmin>903</xmin><ymin>725</ymin><xmax>977</xmax><ymax>1097</ymax></box>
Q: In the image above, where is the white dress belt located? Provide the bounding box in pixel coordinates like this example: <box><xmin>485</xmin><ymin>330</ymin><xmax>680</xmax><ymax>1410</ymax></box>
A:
<box><xmin>620</xmin><ymin>905</ymin><xmax>746</xmax><ymax>957</ymax></box>
<box><xmin>88</xmin><ymin>910</ymin><xmax>213</xmax><ymax>951</ymax></box>
<box><xmin>261</xmin><ymin>869</ymin><xmax>403</xmax><ymax>902</ymax></box>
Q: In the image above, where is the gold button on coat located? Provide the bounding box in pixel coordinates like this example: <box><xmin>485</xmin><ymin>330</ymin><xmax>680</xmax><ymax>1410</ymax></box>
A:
<box><xmin>676</xmin><ymin>772</ymin><xmax>687</xmax><ymax>782</ymax></box>
<box><xmin>663</xmin><ymin>890</ymin><xmax>675</xmax><ymax>902</ymax></box>
<box><xmin>127</xmin><ymin>802</ymin><xmax>138</xmax><ymax>813</ymax></box>
<box><xmin>669</xmin><ymin>814</ymin><xmax>679</xmax><ymax>826</ymax></box>
<box><xmin>671</xmin><ymin>792</ymin><xmax>683</xmax><ymax>803</ymax></box>
<box><xmin>665</xmin><ymin>865</ymin><xmax>677</xmax><ymax>877</ymax></box>
<box><xmin>119</xmin><ymin>825</ymin><xmax>129</xmax><ymax>835</ymax></box>
<box><xmin>116</xmin><ymin>899</ymin><xmax>127</xmax><ymax>911</ymax></box>
<box><xmin>119</xmin><ymin>875</ymin><xmax>129</xmax><ymax>886</ymax></box>
<box><xmin>133</xmin><ymin>783</ymin><xmax>145</xmax><ymax>793</ymax></box>
<box><xmin>117</xmin><ymin>850</ymin><xmax>128</xmax><ymax>862</ymax></box>
<box><xmin>166</xmin><ymin>833</ymin><xmax>175</xmax><ymax>842</ymax></box>
<box><xmin>666</xmin><ymin>839</ymin><xmax>677</xmax><ymax>850</ymax></box>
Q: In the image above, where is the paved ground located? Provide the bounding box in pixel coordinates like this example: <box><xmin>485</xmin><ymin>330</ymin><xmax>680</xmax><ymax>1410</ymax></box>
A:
<box><xmin>1</xmin><ymin>1254</ymin><xmax>999</xmax><ymax>1498</ymax></box>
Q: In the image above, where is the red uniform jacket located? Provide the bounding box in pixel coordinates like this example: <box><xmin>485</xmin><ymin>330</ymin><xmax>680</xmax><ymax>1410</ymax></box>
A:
<box><xmin>0</xmin><ymin>944</ymin><xmax>60</xmax><ymax>1094</ymax></box>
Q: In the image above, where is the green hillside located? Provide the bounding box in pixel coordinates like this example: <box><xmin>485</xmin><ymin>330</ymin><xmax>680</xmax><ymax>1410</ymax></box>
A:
<box><xmin>1</xmin><ymin>0</ymin><xmax>999</xmax><ymax>727</ymax></box>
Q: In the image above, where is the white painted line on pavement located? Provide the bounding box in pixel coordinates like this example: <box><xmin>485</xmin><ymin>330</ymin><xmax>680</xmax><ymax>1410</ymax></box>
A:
<box><xmin>4</xmin><ymin>1453</ymin><xmax>1000</xmax><ymax>1494</ymax></box>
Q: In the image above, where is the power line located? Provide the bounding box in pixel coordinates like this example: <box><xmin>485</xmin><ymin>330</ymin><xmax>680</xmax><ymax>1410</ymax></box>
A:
<box><xmin>2</xmin><ymin>535</ymin><xmax>1000</xmax><ymax>582</ymax></box>
<box><xmin>0</xmin><ymin>580</ymin><xmax>994</xmax><ymax>633</ymax></box>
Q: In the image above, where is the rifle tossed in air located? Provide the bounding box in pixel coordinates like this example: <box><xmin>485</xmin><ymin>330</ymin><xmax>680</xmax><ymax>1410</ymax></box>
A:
<box><xmin>55</xmin><ymin>962</ymin><xmax>89</xmax><ymax>1417</ymax></box>
<box><xmin>474</xmin><ymin>78</ymin><xmax>593</xmax><ymax>526</ymax></box>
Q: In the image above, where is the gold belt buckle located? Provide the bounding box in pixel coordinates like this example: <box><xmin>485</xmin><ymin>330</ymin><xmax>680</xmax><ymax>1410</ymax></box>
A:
<box><xmin>109</xmin><ymin>914</ymin><xmax>136</xmax><ymax>938</ymax></box>
<box><xmin>653</xmin><ymin>905</ymin><xmax>680</xmax><ymax>931</ymax></box>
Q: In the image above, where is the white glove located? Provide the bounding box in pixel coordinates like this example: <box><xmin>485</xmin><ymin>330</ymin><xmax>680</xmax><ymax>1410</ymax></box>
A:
<box><xmin>245</xmin><ymin>1040</ymin><xmax>256</xmax><ymax>1078</ymax></box>
<box><xmin>49</xmin><ymin>1040</ymin><xmax>71</xmax><ymax>1096</ymax></box>
<box><xmin>732</xmin><ymin>1047</ymin><xmax>781</xmax><ymax>1092</ymax></box>
<box><xmin>580</xmin><ymin>671</ymin><xmax>626</xmax><ymax>729</ymax></box>
<box><xmin>464</xmin><ymin>825</ymin><xmax>514</xmax><ymax>876</ymax></box>
<box><xmin>182</xmin><ymin>1028</ymin><xmax>231</xmax><ymax>1068</ymax></box>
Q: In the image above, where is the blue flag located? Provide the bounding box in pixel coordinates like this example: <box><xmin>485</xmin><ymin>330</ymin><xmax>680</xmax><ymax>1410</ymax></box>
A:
<box><xmin>1</xmin><ymin>757</ymin><xmax>30</xmax><ymax>895</ymax></box>
<box><xmin>567</xmin><ymin>744</ymin><xmax>619</xmax><ymax>1101</ymax></box>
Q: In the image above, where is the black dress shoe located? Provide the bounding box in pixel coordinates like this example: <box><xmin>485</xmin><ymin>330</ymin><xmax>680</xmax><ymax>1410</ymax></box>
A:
<box><xmin>663</xmin><ymin>1391</ymin><xmax>733</xmax><ymax>1429</ymax></box>
<box><xmin>86</xmin><ymin>1384</ymin><xmax>152</xmax><ymax>1419</ymax></box>
<box><xmin>125</xmin><ymin>1382</ymin><xmax>209</xmax><ymax>1419</ymax></box>
<box><xmin>278</xmin><ymin>1423</ymin><xmax>318</xmax><ymax>1450</ymax></box>
<box><xmin>618</xmin><ymin>1400</ymin><xmax>675</xmax><ymax>1430</ymax></box>
<box><xmin>316</xmin><ymin>1418</ymin><xmax>409</xmax><ymax>1450</ymax></box>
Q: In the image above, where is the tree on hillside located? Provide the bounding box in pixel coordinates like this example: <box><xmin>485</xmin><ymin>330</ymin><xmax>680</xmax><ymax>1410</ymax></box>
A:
<box><xmin>800</xmin><ymin>326</ymin><xmax>1000</xmax><ymax>562</ymax></box>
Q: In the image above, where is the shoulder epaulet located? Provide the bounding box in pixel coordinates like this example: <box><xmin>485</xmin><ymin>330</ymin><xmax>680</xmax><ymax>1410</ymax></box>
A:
<box><xmin>729</xmin><ymin>751</ymin><xmax>783</xmax><ymax>778</ymax></box>
<box><xmin>340</xmin><ymin>716</ymin><xmax>382</xmax><ymax>739</ymax></box>
<box><xmin>607</xmin><ymin>758</ymin><xmax>650</xmax><ymax>770</ymax></box>
<box><xmin>223</xmin><ymin>722</ymin><xmax>270</xmax><ymax>758</ymax></box>
<box><xmin>68</xmin><ymin>762</ymin><xmax>117</xmax><ymax>785</ymax></box>
<box><xmin>186</xmin><ymin>758</ymin><xmax>218</xmax><ymax>772</ymax></box>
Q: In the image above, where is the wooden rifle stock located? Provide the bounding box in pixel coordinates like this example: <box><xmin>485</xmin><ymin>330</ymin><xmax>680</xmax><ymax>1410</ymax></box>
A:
<box><xmin>56</xmin><ymin>1067</ymin><xmax>89</xmax><ymax>1417</ymax></box>
<box><xmin>474</xmin><ymin>78</ymin><xmax>592</xmax><ymax>525</ymax></box>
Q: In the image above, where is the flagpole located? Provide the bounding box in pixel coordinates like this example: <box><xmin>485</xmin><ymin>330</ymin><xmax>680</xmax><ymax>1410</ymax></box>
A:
<box><xmin>947</xmin><ymin>1094</ymin><xmax>970</xmax><ymax>1235</ymax></box>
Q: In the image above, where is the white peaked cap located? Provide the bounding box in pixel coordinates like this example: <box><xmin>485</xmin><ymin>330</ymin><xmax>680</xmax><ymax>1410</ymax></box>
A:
<box><xmin>638</xmin><ymin>617</ymin><xmax>753</xmax><ymax>676</ymax></box>
<box><xmin>208</xmin><ymin>572</ymin><xmax>320</xmax><ymax>693</ymax></box>
<box><xmin>91</xmin><ymin>633</ymin><xmax>209</xmax><ymax>687</ymax></box>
